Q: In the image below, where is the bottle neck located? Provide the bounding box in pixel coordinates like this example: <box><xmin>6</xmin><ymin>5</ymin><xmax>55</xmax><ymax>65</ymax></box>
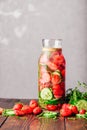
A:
<box><xmin>42</xmin><ymin>39</ymin><xmax>62</xmax><ymax>49</ymax></box>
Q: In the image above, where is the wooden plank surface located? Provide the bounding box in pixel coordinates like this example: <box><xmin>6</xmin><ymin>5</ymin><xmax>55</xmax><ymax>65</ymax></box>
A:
<box><xmin>0</xmin><ymin>98</ymin><xmax>87</xmax><ymax>130</ymax></box>
<box><xmin>0</xmin><ymin>98</ymin><xmax>30</xmax><ymax>128</ymax></box>
<box><xmin>0</xmin><ymin>116</ymin><xmax>7</xmax><ymax>128</ymax></box>
<box><xmin>0</xmin><ymin>98</ymin><xmax>64</xmax><ymax>130</ymax></box>
<box><xmin>0</xmin><ymin>98</ymin><xmax>21</xmax><ymax>108</ymax></box>
<box><xmin>65</xmin><ymin>118</ymin><xmax>87</xmax><ymax>130</ymax></box>
<box><xmin>30</xmin><ymin>117</ymin><xmax>64</xmax><ymax>130</ymax></box>
<box><xmin>0</xmin><ymin>115</ymin><xmax>64</xmax><ymax>130</ymax></box>
<box><xmin>0</xmin><ymin>98</ymin><xmax>15</xmax><ymax>127</ymax></box>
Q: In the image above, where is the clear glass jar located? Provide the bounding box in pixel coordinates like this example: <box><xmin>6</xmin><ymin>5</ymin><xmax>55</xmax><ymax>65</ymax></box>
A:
<box><xmin>38</xmin><ymin>39</ymin><xmax>66</xmax><ymax>109</ymax></box>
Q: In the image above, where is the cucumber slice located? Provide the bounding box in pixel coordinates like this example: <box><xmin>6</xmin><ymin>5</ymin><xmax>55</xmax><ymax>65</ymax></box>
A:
<box><xmin>40</xmin><ymin>88</ymin><xmax>53</xmax><ymax>100</ymax></box>
<box><xmin>42</xmin><ymin>111</ymin><xmax>58</xmax><ymax>118</ymax></box>
<box><xmin>52</xmin><ymin>70</ymin><xmax>61</xmax><ymax>75</ymax></box>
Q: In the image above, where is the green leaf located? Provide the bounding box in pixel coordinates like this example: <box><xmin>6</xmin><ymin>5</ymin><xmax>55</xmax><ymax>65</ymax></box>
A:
<box><xmin>76</xmin><ymin>113</ymin><xmax>87</xmax><ymax>120</ymax></box>
<box><xmin>66</xmin><ymin>81</ymin><xmax>87</xmax><ymax>105</ymax></box>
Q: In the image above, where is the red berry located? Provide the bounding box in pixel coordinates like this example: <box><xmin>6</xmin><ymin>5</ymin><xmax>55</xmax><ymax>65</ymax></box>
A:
<box><xmin>62</xmin><ymin>103</ymin><xmax>71</xmax><ymax>110</ymax></box>
<box><xmin>61</xmin><ymin>69</ymin><xmax>65</xmax><ymax>78</ymax></box>
<box><xmin>46</xmin><ymin>105</ymin><xmax>58</xmax><ymax>111</ymax></box>
<box><xmin>40</xmin><ymin>66</ymin><xmax>47</xmax><ymax>75</ymax></box>
<box><xmin>60</xmin><ymin>103</ymin><xmax>73</xmax><ymax>117</ymax></box>
<box><xmin>51</xmin><ymin>74</ymin><xmax>61</xmax><ymax>84</ymax></box>
<box><xmin>71</xmin><ymin>106</ymin><xmax>78</xmax><ymax>114</ymax></box>
<box><xmin>33</xmin><ymin>106</ymin><xmax>42</xmax><ymax>115</ymax></box>
<box><xmin>79</xmin><ymin>109</ymin><xmax>86</xmax><ymax>114</ymax></box>
<box><xmin>14</xmin><ymin>110</ymin><xmax>25</xmax><ymax>116</ymax></box>
<box><xmin>57</xmin><ymin>104</ymin><xmax>62</xmax><ymax>111</ymax></box>
<box><xmin>13</xmin><ymin>103</ymin><xmax>23</xmax><ymax>110</ymax></box>
<box><xmin>60</xmin><ymin>108</ymin><xmax>72</xmax><ymax>117</ymax></box>
<box><xmin>0</xmin><ymin>107</ymin><xmax>3</xmax><ymax>114</ymax></box>
<box><xmin>41</xmin><ymin>72</ymin><xmax>51</xmax><ymax>83</ymax></box>
<box><xmin>40</xmin><ymin>54</ymin><xmax>48</xmax><ymax>64</ymax></box>
<box><xmin>47</xmin><ymin>61</ymin><xmax>58</xmax><ymax>71</ymax></box>
<box><xmin>53</xmin><ymin>84</ymin><xmax>64</xmax><ymax>97</ymax></box>
<box><xmin>53</xmin><ymin>55</ymin><xmax>65</xmax><ymax>65</ymax></box>
<box><xmin>29</xmin><ymin>100</ymin><xmax>38</xmax><ymax>110</ymax></box>
<box><xmin>22</xmin><ymin>105</ymin><xmax>33</xmax><ymax>114</ymax></box>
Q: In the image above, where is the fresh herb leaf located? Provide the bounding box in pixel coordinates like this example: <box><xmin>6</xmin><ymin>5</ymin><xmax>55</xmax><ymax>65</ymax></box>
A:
<box><xmin>76</xmin><ymin>113</ymin><xmax>87</xmax><ymax>120</ymax></box>
<box><xmin>65</xmin><ymin>82</ymin><xmax>87</xmax><ymax>105</ymax></box>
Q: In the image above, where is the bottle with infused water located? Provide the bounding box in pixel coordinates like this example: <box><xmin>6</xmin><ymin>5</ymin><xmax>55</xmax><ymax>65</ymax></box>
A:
<box><xmin>38</xmin><ymin>39</ymin><xmax>66</xmax><ymax>109</ymax></box>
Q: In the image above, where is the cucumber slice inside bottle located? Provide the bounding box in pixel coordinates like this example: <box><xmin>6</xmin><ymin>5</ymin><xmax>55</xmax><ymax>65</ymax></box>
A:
<box><xmin>40</xmin><ymin>88</ymin><xmax>53</xmax><ymax>100</ymax></box>
<box><xmin>52</xmin><ymin>70</ymin><xmax>61</xmax><ymax>75</ymax></box>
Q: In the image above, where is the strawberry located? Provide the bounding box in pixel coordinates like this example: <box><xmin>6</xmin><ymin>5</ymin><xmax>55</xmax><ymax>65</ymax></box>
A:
<box><xmin>71</xmin><ymin>106</ymin><xmax>78</xmax><ymax>114</ymax></box>
<box><xmin>57</xmin><ymin>104</ymin><xmax>62</xmax><ymax>111</ymax></box>
<box><xmin>60</xmin><ymin>103</ymin><xmax>72</xmax><ymax>117</ymax></box>
<box><xmin>33</xmin><ymin>106</ymin><xmax>42</xmax><ymax>115</ymax></box>
<box><xmin>61</xmin><ymin>69</ymin><xmax>65</xmax><ymax>78</ymax></box>
<box><xmin>62</xmin><ymin>103</ymin><xmax>71</xmax><ymax>110</ymax></box>
<box><xmin>40</xmin><ymin>66</ymin><xmax>47</xmax><ymax>75</ymax></box>
<box><xmin>51</xmin><ymin>74</ymin><xmax>61</xmax><ymax>84</ymax></box>
<box><xmin>53</xmin><ymin>84</ymin><xmax>64</xmax><ymax>98</ymax></box>
<box><xmin>53</xmin><ymin>55</ymin><xmax>65</xmax><ymax>65</ymax></box>
<box><xmin>39</xmin><ymin>82</ymin><xmax>51</xmax><ymax>91</ymax></box>
<box><xmin>40</xmin><ymin>54</ymin><xmax>48</xmax><ymax>64</ymax></box>
<box><xmin>41</xmin><ymin>72</ymin><xmax>51</xmax><ymax>83</ymax></box>
<box><xmin>29</xmin><ymin>100</ymin><xmax>38</xmax><ymax>109</ymax></box>
<box><xmin>60</xmin><ymin>108</ymin><xmax>72</xmax><ymax>117</ymax></box>
<box><xmin>47</xmin><ymin>61</ymin><xmax>58</xmax><ymax>71</ymax></box>
<box><xmin>79</xmin><ymin>109</ymin><xmax>86</xmax><ymax>114</ymax></box>
<box><xmin>13</xmin><ymin>103</ymin><xmax>23</xmax><ymax>110</ymax></box>
<box><xmin>60</xmin><ymin>104</ymin><xmax>79</xmax><ymax>117</ymax></box>
<box><xmin>0</xmin><ymin>107</ymin><xmax>3</xmax><ymax>114</ymax></box>
<box><xmin>50</xmin><ymin>51</ymin><xmax>60</xmax><ymax>59</ymax></box>
<box><xmin>21</xmin><ymin>105</ymin><xmax>33</xmax><ymax>114</ymax></box>
<box><xmin>46</xmin><ymin>105</ymin><xmax>58</xmax><ymax>111</ymax></box>
<box><xmin>14</xmin><ymin>110</ymin><xmax>25</xmax><ymax>116</ymax></box>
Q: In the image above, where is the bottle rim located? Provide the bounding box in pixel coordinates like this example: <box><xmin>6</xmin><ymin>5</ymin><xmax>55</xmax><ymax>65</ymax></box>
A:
<box><xmin>42</xmin><ymin>39</ymin><xmax>62</xmax><ymax>49</ymax></box>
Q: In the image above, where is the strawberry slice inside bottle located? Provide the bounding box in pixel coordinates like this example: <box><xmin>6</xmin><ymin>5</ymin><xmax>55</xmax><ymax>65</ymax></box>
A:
<box><xmin>47</xmin><ymin>61</ymin><xmax>58</xmax><ymax>71</ymax></box>
<box><xmin>41</xmin><ymin>72</ymin><xmax>51</xmax><ymax>83</ymax></box>
<box><xmin>40</xmin><ymin>54</ymin><xmax>48</xmax><ymax>65</ymax></box>
<box><xmin>51</xmin><ymin>73</ymin><xmax>61</xmax><ymax>85</ymax></box>
<box><xmin>52</xmin><ymin>84</ymin><xmax>64</xmax><ymax>98</ymax></box>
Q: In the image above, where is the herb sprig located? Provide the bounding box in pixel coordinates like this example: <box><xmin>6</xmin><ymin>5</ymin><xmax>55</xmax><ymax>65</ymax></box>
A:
<box><xmin>65</xmin><ymin>81</ymin><xmax>87</xmax><ymax>105</ymax></box>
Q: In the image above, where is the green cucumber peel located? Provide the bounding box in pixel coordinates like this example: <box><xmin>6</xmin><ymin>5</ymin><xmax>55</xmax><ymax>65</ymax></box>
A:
<box><xmin>52</xmin><ymin>70</ymin><xmax>62</xmax><ymax>78</ymax></box>
<box><xmin>2</xmin><ymin>109</ymin><xmax>15</xmax><ymax>116</ymax></box>
<box><xmin>37</xmin><ymin>111</ymin><xmax>59</xmax><ymax>119</ymax></box>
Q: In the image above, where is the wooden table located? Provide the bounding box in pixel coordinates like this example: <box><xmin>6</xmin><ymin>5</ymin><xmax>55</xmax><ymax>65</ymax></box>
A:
<box><xmin>0</xmin><ymin>98</ymin><xmax>87</xmax><ymax>130</ymax></box>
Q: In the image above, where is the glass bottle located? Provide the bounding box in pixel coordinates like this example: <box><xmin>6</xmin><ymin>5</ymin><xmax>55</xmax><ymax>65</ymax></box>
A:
<box><xmin>38</xmin><ymin>39</ymin><xmax>66</xmax><ymax>109</ymax></box>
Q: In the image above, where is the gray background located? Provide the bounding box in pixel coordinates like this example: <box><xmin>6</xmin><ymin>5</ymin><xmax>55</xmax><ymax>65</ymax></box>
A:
<box><xmin>0</xmin><ymin>0</ymin><xmax>87</xmax><ymax>99</ymax></box>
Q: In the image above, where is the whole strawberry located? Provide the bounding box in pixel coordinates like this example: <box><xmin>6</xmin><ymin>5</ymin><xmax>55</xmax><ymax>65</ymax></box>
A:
<box><xmin>60</xmin><ymin>108</ymin><xmax>72</xmax><ymax>117</ymax></box>
<box><xmin>60</xmin><ymin>103</ymin><xmax>79</xmax><ymax>117</ymax></box>
<box><xmin>60</xmin><ymin>103</ymin><xmax>72</xmax><ymax>117</ymax></box>
<box><xmin>71</xmin><ymin>105</ymin><xmax>78</xmax><ymax>114</ymax></box>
